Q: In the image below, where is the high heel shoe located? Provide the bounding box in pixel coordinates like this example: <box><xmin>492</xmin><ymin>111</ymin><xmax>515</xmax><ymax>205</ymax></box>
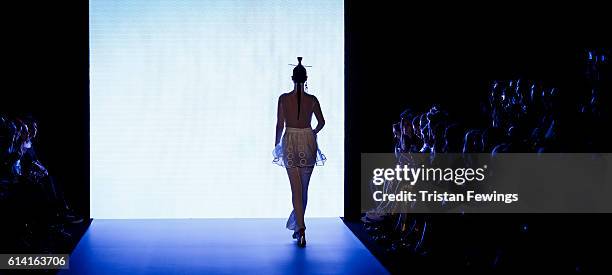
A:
<box><xmin>297</xmin><ymin>230</ymin><xmax>306</xmax><ymax>247</ymax></box>
<box><xmin>292</xmin><ymin>232</ymin><xmax>298</xmax><ymax>239</ymax></box>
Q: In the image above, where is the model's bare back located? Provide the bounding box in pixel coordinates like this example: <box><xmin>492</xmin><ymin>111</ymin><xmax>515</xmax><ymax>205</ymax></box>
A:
<box><xmin>279</xmin><ymin>91</ymin><xmax>322</xmax><ymax>129</ymax></box>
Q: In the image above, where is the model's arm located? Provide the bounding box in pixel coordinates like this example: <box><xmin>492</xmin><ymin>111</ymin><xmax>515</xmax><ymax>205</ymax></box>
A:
<box><xmin>312</xmin><ymin>96</ymin><xmax>325</xmax><ymax>135</ymax></box>
<box><xmin>275</xmin><ymin>96</ymin><xmax>285</xmax><ymax>146</ymax></box>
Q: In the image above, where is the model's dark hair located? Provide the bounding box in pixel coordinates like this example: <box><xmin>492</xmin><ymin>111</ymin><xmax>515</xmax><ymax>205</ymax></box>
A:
<box><xmin>292</xmin><ymin>57</ymin><xmax>307</xmax><ymax>120</ymax></box>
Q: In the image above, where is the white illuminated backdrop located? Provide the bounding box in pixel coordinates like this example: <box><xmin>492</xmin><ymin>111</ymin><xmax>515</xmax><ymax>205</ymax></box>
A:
<box><xmin>90</xmin><ymin>0</ymin><xmax>344</xmax><ymax>218</ymax></box>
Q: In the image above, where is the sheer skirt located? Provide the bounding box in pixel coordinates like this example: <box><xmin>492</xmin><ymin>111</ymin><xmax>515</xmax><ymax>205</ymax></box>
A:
<box><xmin>272</xmin><ymin>127</ymin><xmax>326</xmax><ymax>168</ymax></box>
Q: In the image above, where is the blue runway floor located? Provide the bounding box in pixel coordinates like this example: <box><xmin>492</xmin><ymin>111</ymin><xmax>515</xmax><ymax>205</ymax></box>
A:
<box><xmin>61</xmin><ymin>218</ymin><xmax>388</xmax><ymax>275</ymax></box>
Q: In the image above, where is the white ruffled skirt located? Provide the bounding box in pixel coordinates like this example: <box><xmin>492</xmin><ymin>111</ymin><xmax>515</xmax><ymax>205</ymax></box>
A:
<box><xmin>273</xmin><ymin>127</ymin><xmax>326</xmax><ymax>168</ymax></box>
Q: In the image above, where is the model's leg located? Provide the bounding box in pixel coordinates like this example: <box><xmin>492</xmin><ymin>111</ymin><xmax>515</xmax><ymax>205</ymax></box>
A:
<box><xmin>295</xmin><ymin>166</ymin><xmax>314</xmax><ymax>247</ymax></box>
<box><xmin>286</xmin><ymin>167</ymin><xmax>305</xmax><ymax>232</ymax></box>
<box><xmin>299</xmin><ymin>166</ymin><xmax>314</xmax><ymax>217</ymax></box>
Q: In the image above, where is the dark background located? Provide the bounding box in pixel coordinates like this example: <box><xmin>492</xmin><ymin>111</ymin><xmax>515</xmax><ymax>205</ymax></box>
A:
<box><xmin>345</xmin><ymin>2</ymin><xmax>611</xmax><ymax>272</ymax></box>
<box><xmin>348</xmin><ymin>2</ymin><xmax>608</xmax><ymax>153</ymax></box>
<box><xmin>3</xmin><ymin>1</ymin><xmax>89</xmax><ymax>219</ymax></box>
<box><xmin>345</xmin><ymin>1</ymin><xmax>610</xmax><ymax>219</ymax></box>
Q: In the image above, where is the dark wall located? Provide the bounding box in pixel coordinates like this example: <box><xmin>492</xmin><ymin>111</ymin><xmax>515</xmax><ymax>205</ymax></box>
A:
<box><xmin>350</xmin><ymin>3</ymin><xmax>605</xmax><ymax>153</ymax></box>
<box><xmin>3</xmin><ymin>2</ymin><xmax>89</xmax><ymax>219</ymax></box>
